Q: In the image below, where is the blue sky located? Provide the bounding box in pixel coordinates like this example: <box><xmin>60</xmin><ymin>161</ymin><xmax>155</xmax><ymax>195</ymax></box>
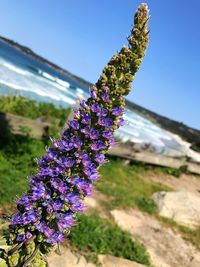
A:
<box><xmin>0</xmin><ymin>0</ymin><xmax>199</xmax><ymax>129</ymax></box>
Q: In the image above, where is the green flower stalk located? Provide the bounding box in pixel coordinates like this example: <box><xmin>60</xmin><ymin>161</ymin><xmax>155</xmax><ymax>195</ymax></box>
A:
<box><xmin>0</xmin><ymin>3</ymin><xmax>149</xmax><ymax>267</ymax></box>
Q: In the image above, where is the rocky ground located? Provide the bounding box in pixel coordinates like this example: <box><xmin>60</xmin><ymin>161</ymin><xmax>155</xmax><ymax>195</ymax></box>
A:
<box><xmin>111</xmin><ymin>209</ymin><xmax>200</xmax><ymax>267</ymax></box>
<box><xmin>142</xmin><ymin>172</ymin><xmax>200</xmax><ymax>196</ymax></box>
<box><xmin>48</xmin><ymin>249</ymin><xmax>145</xmax><ymax>267</ymax></box>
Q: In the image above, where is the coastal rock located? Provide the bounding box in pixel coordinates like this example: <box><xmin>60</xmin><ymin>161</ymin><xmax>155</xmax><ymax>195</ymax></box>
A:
<box><xmin>141</xmin><ymin>173</ymin><xmax>200</xmax><ymax>196</ymax></box>
<box><xmin>84</xmin><ymin>191</ymin><xmax>111</xmax><ymax>218</ymax></box>
<box><xmin>98</xmin><ymin>254</ymin><xmax>145</xmax><ymax>267</ymax></box>
<box><xmin>48</xmin><ymin>248</ymin><xmax>95</xmax><ymax>267</ymax></box>
<box><xmin>152</xmin><ymin>191</ymin><xmax>200</xmax><ymax>228</ymax></box>
<box><xmin>111</xmin><ymin>209</ymin><xmax>200</xmax><ymax>267</ymax></box>
<box><xmin>84</xmin><ymin>196</ymin><xmax>98</xmax><ymax>209</ymax></box>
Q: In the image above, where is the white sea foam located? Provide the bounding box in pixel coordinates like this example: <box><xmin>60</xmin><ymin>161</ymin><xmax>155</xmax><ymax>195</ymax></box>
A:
<box><xmin>0</xmin><ymin>79</ymin><xmax>75</xmax><ymax>105</ymax></box>
<box><xmin>2</xmin><ymin>62</ymin><xmax>31</xmax><ymax>76</ymax></box>
<box><xmin>56</xmin><ymin>78</ymin><xmax>70</xmax><ymax>88</ymax></box>
<box><xmin>76</xmin><ymin>88</ymin><xmax>83</xmax><ymax>94</ymax></box>
<box><xmin>42</xmin><ymin>71</ymin><xmax>56</xmax><ymax>81</ymax></box>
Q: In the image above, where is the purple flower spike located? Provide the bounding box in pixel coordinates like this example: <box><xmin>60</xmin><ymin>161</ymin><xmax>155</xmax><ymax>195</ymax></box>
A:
<box><xmin>104</xmin><ymin>86</ymin><xmax>110</xmax><ymax>93</ymax></box>
<box><xmin>31</xmin><ymin>184</ymin><xmax>48</xmax><ymax>200</ymax></box>
<box><xmin>16</xmin><ymin>234</ymin><xmax>25</xmax><ymax>242</ymax></box>
<box><xmin>98</xmin><ymin>117</ymin><xmax>113</xmax><ymax>127</ymax></box>
<box><xmin>74</xmin><ymin>109</ymin><xmax>81</xmax><ymax>119</ymax></box>
<box><xmin>52</xmin><ymin>200</ymin><xmax>62</xmax><ymax>211</ymax></box>
<box><xmin>90</xmin><ymin>103</ymin><xmax>100</xmax><ymax>113</ymax></box>
<box><xmin>46</xmin><ymin>148</ymin><xmax>57</xmax><ymax>161</ymax></box>
<box><xmin>91</xmin><ymin>140</ymin><xmax>105</xmax><ymax>151</ymax></box>
<box><xmin>102</xmin><ymin>130</ymin><xmax>113</xmax><ymax>140</ymax></box>
<box><xmin>55</xmin><ymin>140</ymin><xmax>74</xmax><ymax>152</ymax></box>
<box><xmin>81</xmin><ymin>126</ymin><xmax>90</xmax><ymax>136</ymax></box>
<box><xmin>57</xmin><ymin>213</ymin><xmax>75</xmax><ymax>231</ymax></box>
<box><xmin>17</xmin><ymin>196</ymin><xmax>30</xmax><ymax>206</ymax></box>
<box><xmin>67</xmin><ymin>193</ymin><xmax>80</xmax><ymax>204</ymax></box>
<box><xmin>68</xmin><ymin>120</ymin><xmax>79</xmax><ymax>130</ymax></box>
<box><xmin>82</xmin><ymin>153</ymin><xmax>92</xmax><ymax>166</ymax></box>
<box><xmin>23</xmin><ymin>210</ymin><xmax>40</xmax><ymax>225</ymax></box>
<box><xmin>39</xmin><ymin>157</ymin><xmax>48</xmax><ymax>168</ymax></box>
<box><xmin>117</xmin><ymin>118</ymin><xmax>125</xmax><ymax>126</ymax></box>
<box><xmin>70</xmin><ymin>136</ymin><xmax>82</xmax><ymax>150</ymax></box>
<box><xmin>36</xmin><ymin>221</ymin><xmax>46</xmax><ymax>233</ymax></box>
<box><xmin>9</xmin><ymin>74</ymin><xmax>126</xmax><ymax>248</ymax></box>
<box><xmin>90</xmin><ymin>89</ymin><xmax>97</xmax><ymax>99</ymax></box>
<box><xmin>89</xmin><ymin>128</ymin><xmax>99</xmax><ymax>140</ymax></box>
<box><xmin>88</xmin><ymin>173</ymin><xmax>99</xmax><ymax>182</ymax></box>
<box><xmin>26</xmin><ymin>232</ymin><xmax>33</xmax><ymax>240</ymax></box>
<box><xmin>97</xmin><ymin>107</ymin><xmax>108</xmax><ymax>117</ymax></box>
<box><xmin>112</xmin><ymin>107</ymin><xmax>124</xmax><ymax>116</ymax></box>
<box><xmin>81</xmin><ymin>114</ymin><xmax>91</xmax><ymax>125</ymax></box>
<box><xmin>102</xmin><ymin>93</ymin><xmax>109</xmax><ymax>102</ymax></box>
<box><xmin>109</xmin><ymin>137</ymin><xmax>116</xmax><ymax>147</ymax></box>
<box><xmin>64</xmin><ymin>157</ymin><xmax>75</xmax><ymax>168</ymax></box>
<box><xmin>43</xmin><ymin>226</ymin><xmax>54</xmax><ymax>239</ymax></box>
<box><xmin>51</xmin><ymin>178</ymin><xmax>67</xmax><ymax>193</ymax></box>
<box><xmin>80</xmin><ymin>100</ymin><xmax>89</xmax><ymax>110</ymax></box>
<box><xmin>95</xmin><ymin>154</ymin><xmax>107</xmax><ymax>165</ymax></box>
<box><xmin>47</xmin><ymin>232</ymin><xmax>64</xmax><ymax>245</ymax></box>
<box><xmin>70</xmin><ymin>201</ymin><xmax>85</xmax><ymax>213</ymax></box>
<box><xmin>6</xmin><ymin>3</ymin><xmax>150</xmax><ymax>259</ymax></box>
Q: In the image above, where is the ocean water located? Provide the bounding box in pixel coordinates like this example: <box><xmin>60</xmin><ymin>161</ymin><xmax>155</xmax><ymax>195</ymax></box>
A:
<box><xmin>0</xmin><ymin>40</ymin><xmax>195</xmax><ymax>159</ymax></box>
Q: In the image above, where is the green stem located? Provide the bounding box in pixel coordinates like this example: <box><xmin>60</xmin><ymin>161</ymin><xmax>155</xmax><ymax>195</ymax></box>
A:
<box><xmin>21</xmin><ymin>244</ymin><xmax>40</xmax><ymax>267</ymax></box>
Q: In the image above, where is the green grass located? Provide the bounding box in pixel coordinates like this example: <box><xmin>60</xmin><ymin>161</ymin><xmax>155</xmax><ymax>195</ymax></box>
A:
<box><xmin>152</xmin><ymin>164</ymin><xmax>189</xmax><ymax>178</ymax></box>
<box><xmin>97</xmin><ymin>159</ymin><xmax>172</xmax><ymax>213</ymax></box>
<box><xmin>0</xmin><ymin>96</ymin><xmax>70</xmax><ymax>142</ymax></box>
<box><xmin>180</xmin><ymin>226</ymin><xmax>200</xmax><ymax>249</ymax></box>
<box><xmin>0</xmin><ymin>95</ymin><xmax>69</xmax><ymax>123</ymax></box>
<box><xmin>0</xmin><ymin>135</ymin><xmax>44</xmax><ymax>206</ymax></box>
<box><xmin>123</xmin><ymin>160</ymin><xmax>189</xmax><ymax>178</ymax></box>
<box><xmin>69</xmin><ymin>213</ymin><xmax>151</xmax><ymax>266</ymax></box>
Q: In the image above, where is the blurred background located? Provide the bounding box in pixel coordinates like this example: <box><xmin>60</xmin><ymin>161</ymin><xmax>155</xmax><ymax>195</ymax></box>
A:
<box><xmin>0</xmin><ymin>1</ymin><xmax>200</xmax><ymax>267</ymax></box>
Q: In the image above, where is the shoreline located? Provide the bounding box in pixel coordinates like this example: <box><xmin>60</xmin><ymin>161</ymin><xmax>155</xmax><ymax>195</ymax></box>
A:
<box><xmin>0</xmin><ymin>35</ymin><xmax>199</xmax><ymax>150</ymax></box>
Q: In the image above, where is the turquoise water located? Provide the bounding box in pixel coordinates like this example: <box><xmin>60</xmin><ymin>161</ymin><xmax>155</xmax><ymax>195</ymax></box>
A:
<box><xmin>0</xmin><ymin>40</ymin><xmax>195</xmax><ymax>159</ymax></box>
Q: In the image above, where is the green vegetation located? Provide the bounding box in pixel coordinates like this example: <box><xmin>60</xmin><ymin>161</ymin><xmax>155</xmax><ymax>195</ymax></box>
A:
<box><xmin>0</xmin><ymin>95</ymin><xmax>69</xmax><ymax>123</ymax></box>
<box><xmin>97</xmin><ymin>159</ymin><xmax>172</xmax><ymax>213</ymax></box>
<box><xmin>0</xmin><ymin>135</ymin><xmax>44</xmax><ymax>206</ymax></box>
<box><xmin>0</xmin><ymin>96</ymin><xmax>70</xmax><ymax>141</ymax></box>
<box><xmin>191</xmin><ymin>144</ymin><xmax>200</xmax><ymax>153</ymax></box>
<box><xmin>124</xmin><ymin>160</ymin><xmax>189</xmax><ymax>178</ymax></box>
<box><xmin>69</xmin><ymin>213</ymin><xmax>151</xmax><ymax>266</ymax></box>
<box><xmin>180</xmin><ymin>225</ymin><xmax>200</xmax><ymax>250</ymax></box>
<box><xmin>153</xmin><ymin>164</ymin><xmax>189</xmax><ymax>178</ymax></box>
